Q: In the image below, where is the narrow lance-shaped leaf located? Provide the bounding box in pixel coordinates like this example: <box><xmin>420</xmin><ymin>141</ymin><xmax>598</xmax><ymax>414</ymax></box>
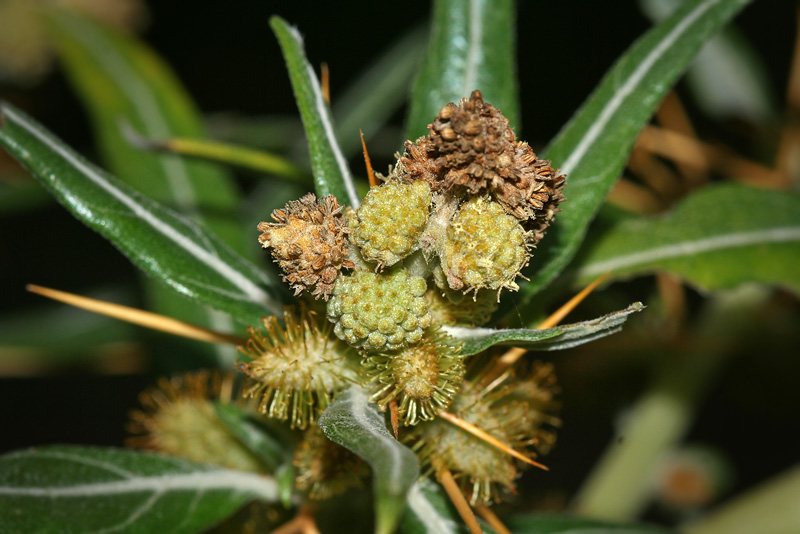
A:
<box><xmin>406</xmin><ymin>0</ymin><xmax>518</xmax><ymax>140</ymax></box>
<box><xmin>445</xmin><ymin>303</ymin><xmax>644</xmax><ymax>356</ymax></box>
<box><xmin>517</xmin><ymin>0</ymin><xmax>753</xmax><ymax>308</ymax></box>
<box><xmin>0</xmin><ymin>103</ymin><xmax>282</xmax><ymax>326</ymax></box>
<box><xmin>318</xmin><ymin>386</ymin><xmax>420</xmax><ymax>534</ymax></box>
<box><xmin>125</xmin><ymin>134</ymin><xmax>309</xmax><ymax>182</ymax></box>
<box><xmin>0</xmin><ymin>446</ymin><xmax>279</xmax><ymax>534</ymax></box>
<box><xmin>641</xmin><ymin>0</ymin><xmax>777</xmax><ymax>122</ymax></box>
<box><xmin>47</xmin><ymin>10</ymin><xmax>263</xmax><ymax>366</ymax></box>
<box><xmin>270</xmin><ymin>16</ymin><xmax>361</xmax><ymax>207</ymax></box>
<box><xmin>573</xmin><ymin>184</ymin><xmax>800</xmax><ymax>295</ymax></box>
<box><xmin>47</xmin><ymin>11</ymin><xmax>245</xmax><ymax>252</ymax></box>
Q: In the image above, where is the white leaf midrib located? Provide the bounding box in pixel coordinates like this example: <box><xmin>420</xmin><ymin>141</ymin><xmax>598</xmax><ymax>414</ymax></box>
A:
<box><xmin>4</xmin><ymin>105</ymin><xmax>274</xmax><ymax>306</ymax></box>
<box><xmin>578</xmin><ymin>226</ymin><xmax>800</xmax><ymax>278</ymax></box>
<box><xmin>462</xmin><ymin>0</ymin><xmax>483</xmax><ymax>96</ymax></box>
<box><xmin>0</xmin><ymin>470</ymin><xmax>278</xmax><ymax>500</ymax></box>
<box><xmin>560</xmin><ymin>0</ymin><xmax>721</xmax><ymax>175</ymax></box>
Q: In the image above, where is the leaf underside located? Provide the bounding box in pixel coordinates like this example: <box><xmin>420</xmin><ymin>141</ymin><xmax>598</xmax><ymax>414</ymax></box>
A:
<box><xmin>446</xmin><ymin>303</ymin><xmax>645</xmax><ymax>355</ymax></box>
<box><xmin>318</xmin><ymin>387</ymin><xmax>420</xmax><ymax>534</ymax></box>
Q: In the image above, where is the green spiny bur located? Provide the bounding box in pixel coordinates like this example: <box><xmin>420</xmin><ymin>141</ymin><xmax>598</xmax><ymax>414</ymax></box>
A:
<box><xmin>327</xmin><ymin>269</ymin><xmax>431</xmax><ymax>351</ymax></box>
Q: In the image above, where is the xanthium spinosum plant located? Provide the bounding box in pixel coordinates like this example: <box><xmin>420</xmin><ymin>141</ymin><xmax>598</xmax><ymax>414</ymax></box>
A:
<box><xmin>105</xmin><ymin>92</ymin><xmax>572</xmax><ymax>533</ymax></box>
<box><xmin>5</xmin><ymin>1</ymin><xmax>769</xmax><ymax>532</ymax></box>
<box><xmin>241</xmin><ymin>91</ymin><xmax>565</xmax><ymax>500</ymax></box>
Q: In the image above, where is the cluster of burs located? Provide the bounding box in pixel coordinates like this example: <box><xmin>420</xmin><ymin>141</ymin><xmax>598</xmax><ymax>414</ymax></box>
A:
<box><xmin>251</xmin><ymin>91</ymin><xmax>565</xmax><ymax>502</ymax></box>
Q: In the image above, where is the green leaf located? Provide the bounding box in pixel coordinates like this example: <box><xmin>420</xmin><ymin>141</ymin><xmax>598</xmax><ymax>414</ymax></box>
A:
<box><xmin>640</xmin><ymin>0</ymin><xmax>776</xmax><ymax>122</ymax></box>
<box><xmin>504</xmin><ymin>514</ymin><xmax>672</xmax><ymax>534</ymax></box>
<box><xmin>214</xmin><ymin>402</ymin><xmax>293</xmax><ymax>472</ymax></box>
<box><xmin>126</xmin><ymin>134</ymin><xmax>309</xmax><ymax>182</ymax></box>
<box><xmin>318</xmin><ymin>386</ymin><xmax>420</xmax><ymax>534</ymax></box>
<box><xmin>445</xmin><ymin>303</ymin><xmax>645</xmax><ymax>355</ymax></box>
<box><xmin>0</xmin><ymin>103</ymin><xmax>282</xmax><ymax>326</ymax></box>
<box><xmin>573</xmin><ymin>184</ymin><xmax>800</xmax><ymax>296</ymax></box>
<box><xmin>0</xmin><ymin>445</ymin><xmax>279</xmax><ymax>534</ymax></box>
<box><xmin>270</xmin><ymin>16</ymin><xmax>360</xmax><ymax>207</ymax></box>
<box><xmin>47</xmin><ymin>11</ymin><xmax>245</xmax><ymax>253</ymax></box>
<box><xmin>46</xmin><ymin>11</ymin><xmax>260</xmax><ymax>366</ymax></box>
<box><xmin>518</xmin><ymin>0</ymin><xmax>753</xmax><ymax>306</ymax></box>
<box><xmin>406</xmin><ymin>0</ymin><xmax>518</xmax><ymax>140</ymax></box>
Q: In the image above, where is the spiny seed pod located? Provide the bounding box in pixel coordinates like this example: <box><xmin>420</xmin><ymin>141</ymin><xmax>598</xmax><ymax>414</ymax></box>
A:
<box><xmin>327</xmin><ymin>269</ymin><xmax>431</xmax><ymax>351</ymax></box>
<box><xmin>350</xmin><ymin>180</ymin><xmax>432</xmax><ymax>268</ymax></box>
<box><xmin>293</xmin><ymin>425</ymin><xmax>369</xmax><ymax>500</ymax></box>
<box><xmin>127</xmin><ymin>371</ymin><xmax>265</xmax><ymax>473</ymax></box>
<box><xmin>409</xmin><ymin>361</ymin><xmax>560</xmax><ymax>505</ymax></box>
<box><xmin>362</xmin><ymin>329</ymin><xmax>464</xmax><ymax>426</ymax></box>
<box><xmin>258</xmin><ymin>193</ymin><xmax>354</xmax><ymax>300</ymax></box>
<box><xmin>440</xmin><ymin>195</ymin><xmax>530</xmax><ymax>294</ymax></box>
<box><xmin>239</xmin><ymin>306</ymin><xmax>359</xmax><ymax>429</ymax></box>
<box><xmin>425</xmin><ymin>287</ymin><xmax>499</xmax><ymax>327</ymax></box>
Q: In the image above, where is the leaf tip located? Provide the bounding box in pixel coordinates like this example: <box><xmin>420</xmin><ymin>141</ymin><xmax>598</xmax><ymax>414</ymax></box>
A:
<box><xmin>268</xmin><ymin>15</ymin><xmax>293</xmax><ymax>35</ymax></box>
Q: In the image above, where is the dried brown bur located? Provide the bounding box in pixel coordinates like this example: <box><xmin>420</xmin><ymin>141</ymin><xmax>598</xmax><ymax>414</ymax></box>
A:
<box><xmin>396</xmin><ymin>90</ymin><xmax>566</xmax><ymax>238</ymax></box>
<box><xmin>258</xmin><ymin>193</ymin><xmax>354</xmax><ymax>300</ymax></box>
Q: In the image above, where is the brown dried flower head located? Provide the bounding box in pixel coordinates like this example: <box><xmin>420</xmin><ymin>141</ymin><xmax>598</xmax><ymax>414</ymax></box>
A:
<box><xmin>258</xmin><ymin>193</ymin><xmax>354</xmax><ymax>300</ymax></box>
<box><xmin>395</xmin><ymin>136</ymin><xmax>440</xmax><ymax>191</ymax></box>
<box><xmin>429</xmin><ymin>90</ymin><xmax>517</xmax><ymax>193</ymax></box>
<box><xmin>394</xmin><ymin>90</ymin><xmax>566</xmax><ymax>245</ymax></box>
<box><xmin>502</xmin><ymin>141</ymin><xmax>566</xmax><ymax>228</ymax></box>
